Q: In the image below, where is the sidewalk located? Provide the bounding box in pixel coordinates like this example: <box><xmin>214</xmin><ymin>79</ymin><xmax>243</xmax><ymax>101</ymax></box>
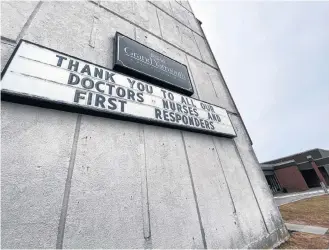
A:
<box><xmin>286</xmin><ymin>223</ymin><xmax>329</xmax><ymax>235</ymax></box>
<box><xmin>274</xmin><ymin>187</ymin><xmax>328</xmax><ymax>206</ymax></box>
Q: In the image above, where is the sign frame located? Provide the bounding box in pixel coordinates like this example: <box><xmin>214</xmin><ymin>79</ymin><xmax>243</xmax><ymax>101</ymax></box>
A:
<box><xmin>113</xmin><ymin>32</ymin><xmax>194</xmax><ymax>96</ymax></box>
<box><xmin>1</xmin><ymin>40</ymin><xmax>236</xmax><ymax>138</ymax></box>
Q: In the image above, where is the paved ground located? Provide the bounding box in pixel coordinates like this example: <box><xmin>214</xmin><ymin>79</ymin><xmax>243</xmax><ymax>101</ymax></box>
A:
<box><xmin>285</xmin><ymin>223</ymin><xmax>329</xmax><ymax>235</ymax></box>
<box><xmin>274</xmin><ymin>187</ymin><xmax>328</xmax><ymax>206</ymax></box>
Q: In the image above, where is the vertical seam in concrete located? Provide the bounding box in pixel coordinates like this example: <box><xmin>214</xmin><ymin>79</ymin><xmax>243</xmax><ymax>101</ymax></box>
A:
<box><xmin>155</xmin><ymin>8</ymin><xmax>163</xmax><ymax>39</ymax></box>
<box><xmin>211</xmin><ymin>137</ymin><xmax>236</xmax><ymax>214</ymax></box>
<box><xmin>168</xmin><ymin>0</ymin><xmax>174</xmax><ymax>16</ymax></box>
<box><xmin>185</xmin><ymin>54</ymin><xmax>200</xmax><ymax>99</ymax></box>
<box><xmin>140</xmin><ymin>126</ymin><xmax>152</xmax><ymax>248</ymax></box>
<box><xmin>89</xmin><ymin>17</ymin><xmax>97</xmax><ymax>48</ymax></box>
<box><xmin>207</xmin><ymin>72</ymin><xmax>219</xmax><ymax>98</ymax></box>
<box><xmin>176</xmin><ymin>0</ymin><xmax>194</xmax><ymax>15</ymax></box>
<box><xmin>232</xmin><ymin>139</ymin><xmax>270</xmax><ymax>234</ymax></box>
<box><xmin>89</xmin><ymin>1</ymin><xmax>100</xmax><ymax>48</ymax></box>
<box><xmin>181</xmin><ymin>131</ymin><xmax>207</xmax><ymax>249</ymax></box>
<box><xmin>148</xmin><ymin>1</ymin><xmax>200</xmax><ymax>37</ymax></box>
<box><xmin>56</xmin><ymin>114</ymin><xmax>82</xmax><ymax>249</ymax></box>
<box><xmin>16</xmin><ymin>1</ymin><xmax>43</xmax><ymax>42</ymax></box>
<box><xmin>192</xmin><ymin>32</ymin><xmax>203</xmax><ymax>62</ymax></box>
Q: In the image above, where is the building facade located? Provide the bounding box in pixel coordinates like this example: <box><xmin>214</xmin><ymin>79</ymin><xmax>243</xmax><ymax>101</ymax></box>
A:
<box><xmin>1</xmin><ymin>1</ymin><xmax>288</xmax><ymax>248</ymax></box>
<box><xmin>262</xmin><ymin>148</ymin><xmax>329</xmax><ymax>193</ymax></box>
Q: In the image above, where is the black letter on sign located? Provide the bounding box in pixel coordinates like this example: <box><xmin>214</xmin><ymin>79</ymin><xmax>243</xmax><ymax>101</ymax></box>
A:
<box><xmin>94</xmin><ymin>67</ymin><xmax>103</xmax><ymax>79</ymax></box>
<box><xmin>56</xmin><ymin>55</ymin><xmax>67</xmax><ymax>67</ymax></box>
<box><xmin>137</xmin><ymin>82</ymin><xmax>145</xmax><ymax>91</ymax></box>
<box><xmin>161</xmin><ymin>89</ymin><xmax>167</xmax><ymax>99</ymax></box>
<box><xmin>81</xmin><ymin>64</ymin><xmax>91</xmax><ymax>76</ymax></box>
<box><xmin>95</xmin><ymin>81</ymin><xmax>105</xmax><ymax>93</ymax></box>
<box><xmin>146</xmin><ymin>85</ymin><xmax>153</xmax><ymax>94</ymax></box>
<box><xmin>74</xmin><ymin>90</ymin><xmax>86</xmax><ymax>103</ymax></box>
<box><xmin>105</xmin><ymin>71</ymin><xmax>116</xmax><ymax>83</ymax></box>
<box><xmin>162</xmin><ymin>99</ymin><xmax>169</xmax><ymax>109</ymax></box>
<box><xmin>81</xmin><ymin>77</ymin><xmax>94</xmax><ymax>89</ymax></box>
<box><xmin>116</xmin><ymin>87</ymin><xmax>126</xmax><ymax>98</ymax></box>
<box><xmin>108</xmin><ymin>98</ymin><xmax>117</xmax><ymax>110</ymax></box>
<box><xmin>137</xmin><ymin>93</ymin><xmax>144</xmax><ymax>103</ymax></box>
<box><xmin>68</xmin><ymin>73</ymin><xmax>80</xmax><ymax>85</ymax></box>
<box><xmin>127</xmin><ymin>78</ymin><xmax>135</xmax><ymax>88</ymax></box>
<box><xmin>168</xmin><ymin>92</ymin><xmax>174</xmax><ymax>100</ymax></box>
<box><xmin>209</xmin><ymin>122</ymin><xmax>215</xmax><ymax>130</ymax></box>
<box><xmin>95</xmin><ymin>94</ymin><xmax>105</xmax><ymax>108</ymax></box>
<box><xmin>163</xmin><ymin>110</ymin><xmax>169</xmax><ymax>121</ymax></box>
<box><xmin>127</xmin><ymin>89</ymin><xmax>135</xmax><ymax>101</ymax></box>
<box><xmin>118</xmin><ymin>100</ymin><xmax>127</xmax><ymax>112</ymax></box>
<box><xmin>155</xmin><ymin>108</ymin><xmax>162</xmax><ymax>119</ymax></box>
<box><xmin>68</xmin><ymin>59</ymin><xmax>79</xmax><ymax>72</ymax></box>
<box><xmin>87</xmin><ymin>92</ymin><xmax>93</xmax><ymax>105</ymax></box>
<box><xmin>106</xmin><ymin>83</ymin><xmax>115</xmax><ymax>95</ymax></box>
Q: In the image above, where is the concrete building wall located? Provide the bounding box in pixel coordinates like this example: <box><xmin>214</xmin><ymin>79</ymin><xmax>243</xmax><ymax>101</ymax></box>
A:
<box><xmin>1</xmin><ymin>1</ymin><xmax>288</xmax><ymax>248</ymax></box>
<box><xmin>275</xmin><ymin>166</ymin><xmax>309</xmax><ymax>192</ymax></box>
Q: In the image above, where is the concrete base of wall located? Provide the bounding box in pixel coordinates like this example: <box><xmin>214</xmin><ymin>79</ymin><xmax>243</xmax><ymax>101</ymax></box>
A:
<box><xmin>247</xmin><ymin>225</ymin><xmax>289</xmax><ymax>249</ymax></box>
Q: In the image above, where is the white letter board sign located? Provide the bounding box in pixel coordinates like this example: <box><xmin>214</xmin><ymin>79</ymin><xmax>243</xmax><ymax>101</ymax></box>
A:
<box><xmin>1</xmin><ymin>41</ymin><xmax>236</xmax><ymax>138</ymax></box>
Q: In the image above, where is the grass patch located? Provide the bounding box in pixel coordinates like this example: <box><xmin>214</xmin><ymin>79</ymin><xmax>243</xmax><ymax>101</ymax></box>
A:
<box><xmin>277</xmin><ymin>232</ymin><xmax>329</xmax><ymax>249</ymax></box>
<box><xmin>279</xmin><ymin>195</ymin><xmax>329</xmax><ymax>228</ymax></box>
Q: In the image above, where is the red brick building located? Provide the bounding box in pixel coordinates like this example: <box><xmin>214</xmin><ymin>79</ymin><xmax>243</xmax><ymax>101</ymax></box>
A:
<box><xmin>262</xmin><ymin>148</ymin><xmax>329</xmax><ymax>193</ymax></box>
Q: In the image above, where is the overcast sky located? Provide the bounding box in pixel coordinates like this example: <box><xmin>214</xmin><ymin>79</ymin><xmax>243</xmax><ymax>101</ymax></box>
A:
<box><xmin>190</xmin><ymin>1</ymin><xmax>329</xmax><ymax>162</ymax></box>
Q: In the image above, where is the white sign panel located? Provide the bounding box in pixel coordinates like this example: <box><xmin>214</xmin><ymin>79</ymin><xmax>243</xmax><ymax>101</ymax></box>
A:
<box><xmin>1</xmin><ymin>41</ymin><xmax>236</xmax><ymax>137</ymax></box>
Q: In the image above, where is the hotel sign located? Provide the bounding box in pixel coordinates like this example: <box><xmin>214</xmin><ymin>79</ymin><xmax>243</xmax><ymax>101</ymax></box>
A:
<box><xmin>114</xmin><ymin>32</ymin><xmax>194</xmax><ymax>96</ymax></box>
<box><xmin>1</xmin><ymin>40</ymin><xmax>236</xmax><ymax>138</ymax></box>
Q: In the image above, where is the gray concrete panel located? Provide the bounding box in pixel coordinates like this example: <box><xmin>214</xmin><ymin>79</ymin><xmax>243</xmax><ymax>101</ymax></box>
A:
<box><xmin>1</xmin><ymin>102</ymin><xmax>77</xmax><ymax>248</ymax></box>
<box><xmin>187</xmin><ymin>56</ymin><xmax>236</xmax><ymax>112</ymax></box>
<box><xmin>93</xmin><ymin>6</ymin><xmax>136</xmax><ymax>67</ymax></box>
<box><xmin>213</xmin><ymin>137</ymin><xmax>269</xmax><ymax>245</ymax></box>
<box><xmin>1</xmin><ymin>42</ymin><xmax>15</xmax><ymax>71</ymax></box>
<box><xmin>133</xmin><ymin>1</ymin><xmax>161</xmax><ymax>37</ymax></box>
<box><xmin>136</xmin><ymin>27</ymin><xmax>187</xmax><ymax>65</ymax></box>
<box><xmin>170</xmin><ymin>1</ymin><xmax>191</xmax><ymax>28</ymax></box>
<box><xmin>63</xmin><ymin>116</ymin><xmax>145</xmax><ymax>248</ymax></box>
<box><xmin>99</xmin><ymin>1</ymin><xmax>134</xmax><ymax>21</ymax></box>
<box><xmin>156</xmin><ymin>9</ymin><xmax>201</xmax><ymax>60</ymax></box>
<box><xmin>193</xmin><ymin>33</ymin><xmax>216</xmax><ymax>67</ymax></box>
<box><xmin>182</xmin><ymin>132</ymin><xmax>245</xmax><ymax>248</ymax></box>
<box><xmin>207</xmin><ymin>66</ymin><xmax>237</xmax><ymax>113</ymax></box>
<box><xmin>170</xmin><ymin>0</ymin><xmax>202</xmax><ymax>35</ymax></box>
<box><xmin>149</xmin><ymin>0</ymin><xmax>173</xmax><ymax>16</ymax></box>
<box><xmin>230</xmin><ymin>114</ymin><xmax>285</xmax><ymax>234</ymax></box>
<box><xmin>100</xmin><ymin>1</ymin><xmax>161</xmax><ymax>37</ymax></box>
<box><xmin>1</xmin><ymin>1</ymin><xmax>39</xmax><ymax>41</ymax></box>
<box><xmin>135</xmin><ymin>28</ymin><xmax>199</xmax><ymax>99</ymax></box>
<box><xmin>187</xmin><ymin>56</ymin><xmax>218</xmax><ymax>106</ymax></box>
<box><xmin>143</xmin><ymin>126</ymin><xmax>203</xmax><ymax>248</ymax></box>
<box><xmin>179</xmin><ymin>24</ymin><xmax>202</xmax><ymax>60</ymax></box>
<box><xmin>156</xmin><ymin>9</ymin><xmax>182</xmax><ymax>49</ymax></box>
<box><xmin>23</xmin><ymin>1</ymin><xmax>134</xmax><ymax>69</ymax></box>
<box><xmin>179</xmin><ymin>0</ymin><xmax>193</xmax><ymax>13</ymax></box>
